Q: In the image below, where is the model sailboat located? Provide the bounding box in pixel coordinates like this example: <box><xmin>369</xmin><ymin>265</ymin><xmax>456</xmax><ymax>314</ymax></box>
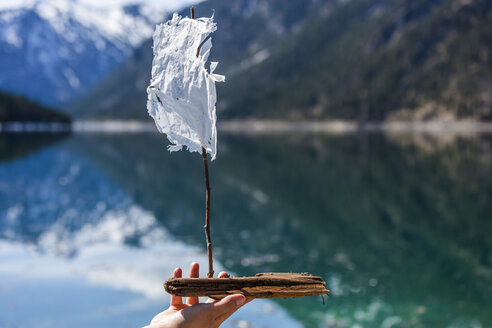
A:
<box><xmin>147</xmin><ymin>7</ymin><xmax>329</xmax><ymax>299</ymax></box>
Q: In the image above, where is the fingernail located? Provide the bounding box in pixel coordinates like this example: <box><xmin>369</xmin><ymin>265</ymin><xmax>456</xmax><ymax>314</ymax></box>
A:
<box><xmin>235</xmin><ymin>296</ymin><xmax>246</xmax><ymax>306</ymax></box>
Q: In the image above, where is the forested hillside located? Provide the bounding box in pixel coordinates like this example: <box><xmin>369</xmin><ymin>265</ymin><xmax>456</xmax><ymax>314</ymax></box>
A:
<box><xmin>69</xmin><ymin>0</ymin><xmax>492</xmax><ymax>121</ymax></box>
<box><xmin>0</xmin><ymin>91</ymin><xmax>71</xmax><ymax>123</ymax></box>
<box><xmin>220</xmin><ymin>0</ymin><xmax>492</xmax><ymax>121</ymax></box>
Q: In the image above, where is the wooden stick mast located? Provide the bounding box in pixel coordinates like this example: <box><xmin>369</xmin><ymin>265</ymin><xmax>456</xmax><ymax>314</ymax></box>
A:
<box><xmin>202</xmin><ymin>147</ymin><xmax>214</xmax><ymax>278</ymax></box>
<box><xmin>191</xmin><ymin>6</ymin><xmax>214</xmax><ymax>279</ymax></box>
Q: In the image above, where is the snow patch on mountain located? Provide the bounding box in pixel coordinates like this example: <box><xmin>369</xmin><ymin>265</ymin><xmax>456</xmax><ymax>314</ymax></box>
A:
<box><xmin>0</xmin><ymin>0</ymin><xmax>166</xmax><ymax>53</ymax></box>
<box><xmin>0</xmin><ymin>0</ymin><xmax>198</xmax><ymax>105</ymax></box>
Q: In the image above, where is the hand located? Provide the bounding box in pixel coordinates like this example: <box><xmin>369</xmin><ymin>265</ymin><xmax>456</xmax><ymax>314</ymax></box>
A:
<box><xmin>143</xmin><ymin>263</ymin><xmax>248</xmax><ymax>328</ymax></box>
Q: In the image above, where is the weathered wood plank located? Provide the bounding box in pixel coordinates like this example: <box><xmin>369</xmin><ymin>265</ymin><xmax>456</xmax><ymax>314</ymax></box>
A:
<box><xmin>164</xmin><ymin>273</ymin><xmax>330</xmax><ymax>299</ymax></box>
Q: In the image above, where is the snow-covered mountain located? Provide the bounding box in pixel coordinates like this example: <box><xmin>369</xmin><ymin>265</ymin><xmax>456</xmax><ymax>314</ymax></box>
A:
<box><xmin>0</xmin><ymin>0</ymin><xmax>191</xmax><ymax>105</ymax></box>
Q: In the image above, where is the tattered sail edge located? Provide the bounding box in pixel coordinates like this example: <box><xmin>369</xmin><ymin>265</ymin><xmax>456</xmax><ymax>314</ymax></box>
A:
<box><xmin>191</xmin><ymin>14</ymin><xmax>217</xmax><ymax>59</ymax></box>
<box><xmin>147</xmin><ymin>88</ymin><xmax>217</xmax><ymax>159</ymax></box>
<box><xmin>168</xmin><ymin>144</ymin><xmax>183</xmax><ymax>152</ymax></box>
<box><xmin>209</xmin><ymin>62</ymin><xmax>225</xmax><ymax>82</ymax></box>
<box><xmin>148</xmin><ymin>87</ymin><xmax>212</xmax><ymax>157</ymax></box>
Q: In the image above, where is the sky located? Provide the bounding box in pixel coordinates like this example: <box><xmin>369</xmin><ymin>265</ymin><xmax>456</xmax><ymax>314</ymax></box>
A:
<box><xmin>0</xmin><ymin>0</ymin><xmax>202</xmax><ymax>11</ymax></box>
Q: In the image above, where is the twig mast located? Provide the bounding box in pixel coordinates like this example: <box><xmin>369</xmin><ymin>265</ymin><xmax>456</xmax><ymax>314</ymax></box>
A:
<box><xmin>191</xmin><ymin>6</ymin><xmax>214</xmax><ymax>279</ymax></box>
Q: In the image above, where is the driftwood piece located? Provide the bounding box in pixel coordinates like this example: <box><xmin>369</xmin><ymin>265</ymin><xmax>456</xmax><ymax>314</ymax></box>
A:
<box><xmin>164</xmin><ymin>273</ymin><xmax>330</xmax><ymax>299</ymax></box>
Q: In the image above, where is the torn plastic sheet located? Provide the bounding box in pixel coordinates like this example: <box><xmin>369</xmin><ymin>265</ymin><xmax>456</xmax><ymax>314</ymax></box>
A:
<box><xmin>147</xmin><ymin>13</ymin><xmax>225</xmax><ymax>160</ymax></box>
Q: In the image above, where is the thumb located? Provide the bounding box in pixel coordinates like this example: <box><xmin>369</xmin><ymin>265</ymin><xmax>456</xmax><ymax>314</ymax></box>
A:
<box><xmin>213</xmin><ymin>294</ymin><xmax>246</xmax><ymax>318</ymax></box>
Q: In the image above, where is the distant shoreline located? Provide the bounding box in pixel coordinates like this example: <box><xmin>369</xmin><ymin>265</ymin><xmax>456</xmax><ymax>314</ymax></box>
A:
<box><xmin>1</xmin><ymin>120</ymin><xmax>492</xmax><ymax>134</ymax></box>
<box><xmin>0</xmin><ymin>122</ymin><xmax>72</xmax><ymax>133</ymax></box>
<box><xmin>219</xmin><ymin>119</ymin><xmax>492</xmax><ymax>134</ymax></box>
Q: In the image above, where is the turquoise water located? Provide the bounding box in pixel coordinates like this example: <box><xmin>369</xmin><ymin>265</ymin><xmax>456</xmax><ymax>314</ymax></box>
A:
<box><xmin>0</xmin><ymin>132</ymin><xmax>491</xmax><ymax>327</ymax></box>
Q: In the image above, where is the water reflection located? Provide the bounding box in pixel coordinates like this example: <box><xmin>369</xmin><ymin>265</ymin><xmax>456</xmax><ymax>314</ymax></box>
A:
<box><xmin>0</xmin><ymin>136</ymin><xmax>301</xmax><ymax>328</ymax></box>
<box><xmin>0</xmin><ymin>132</ymin><xmax>491</xmax><ymax>327</ymax></box>
<box><xmin>0</xmin><ymin>132</ymin><xmax>69</xmax><ymax>163</ymax></box>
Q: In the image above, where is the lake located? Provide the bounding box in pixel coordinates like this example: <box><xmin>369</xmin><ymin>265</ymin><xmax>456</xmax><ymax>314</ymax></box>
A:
<box><xmin>0</xmin><ymin>131</ymin><xmax>491</xmax><ymax>328</ymax></box>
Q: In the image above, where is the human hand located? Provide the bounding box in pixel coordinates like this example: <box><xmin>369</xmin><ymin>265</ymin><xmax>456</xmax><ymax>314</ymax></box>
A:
<box><xmin>143</xmin><ymin>263</ymin><xmax>248</xmax><ymax>328</ymax></box>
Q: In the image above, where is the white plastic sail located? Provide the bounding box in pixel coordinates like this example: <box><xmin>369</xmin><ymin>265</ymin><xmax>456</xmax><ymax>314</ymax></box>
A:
<box><xmin>147</xmin><ymin>13</ymin><xmax>225</xmax><ymax>160</ymax></box>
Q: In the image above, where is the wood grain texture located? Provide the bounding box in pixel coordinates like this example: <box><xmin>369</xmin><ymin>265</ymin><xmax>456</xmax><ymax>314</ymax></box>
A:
<box><xmin>164</xmin><ymin>273</ymin><xmax>330</xmax><ymax>299</ymax></box>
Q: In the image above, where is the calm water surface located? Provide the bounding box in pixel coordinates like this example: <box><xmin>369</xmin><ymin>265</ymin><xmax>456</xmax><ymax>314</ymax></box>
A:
<box><xmin>0</xmin><ymin>132</ymin><xmax>490</xmax><ymax>328</ymax></box>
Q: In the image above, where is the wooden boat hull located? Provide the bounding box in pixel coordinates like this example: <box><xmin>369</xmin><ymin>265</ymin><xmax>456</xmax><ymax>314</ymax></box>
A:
<box><xmin>164</xmin><ymin>272</ymin><xmax>330</xmax><ymax>299</ymax></box>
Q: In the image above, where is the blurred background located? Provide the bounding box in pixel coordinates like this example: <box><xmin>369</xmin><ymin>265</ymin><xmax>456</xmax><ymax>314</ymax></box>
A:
<box><xmin>0</xmin><ymin>0</ymin><xmax>491</xmax><ymax>327</ymax></box>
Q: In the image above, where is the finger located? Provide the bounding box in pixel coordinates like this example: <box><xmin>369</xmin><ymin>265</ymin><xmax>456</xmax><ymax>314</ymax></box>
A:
<box><xmin>170</xmin><ymin>267</ymin><xmax>183</xmax><ymax>307</ymax></box>
<box><xmin>213</xmin><ymin>294</ymin><xmax>246</xmax><ymax>324</ymax></box>
<box><xmin>218</xmin><ymin>271</ymin><xmax>229</xmax><ymax>278</ymax></box>
<box><xmin>187</xmin><ymin>262</ymin><xmax>200</xmax><ymax>305</ymax></box>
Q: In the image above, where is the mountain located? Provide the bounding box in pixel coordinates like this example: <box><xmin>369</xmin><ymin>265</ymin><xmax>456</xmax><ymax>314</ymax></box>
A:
<box><xmin>0</xmin><ymin>0</ymin><xmax>169</xmax><ymax>105</ymax></box>
<box><xmin>70</xmin><ymin>0</ymin><xmax>492</xmax><ymax>122</ymax></box>
<box><xmin>219</xmin><ymin>0</ymin><xmax>492</xmax><ymax>121</ymax></box>
<box><xmin>0</xmin><ymin>90</ymin><xmax>71</xmax><ymax>123</ymax></box>
<box><xmin>67</xmin><ymin>0</ymin><xmax>323</xmax><ymax>119</ymax></box>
